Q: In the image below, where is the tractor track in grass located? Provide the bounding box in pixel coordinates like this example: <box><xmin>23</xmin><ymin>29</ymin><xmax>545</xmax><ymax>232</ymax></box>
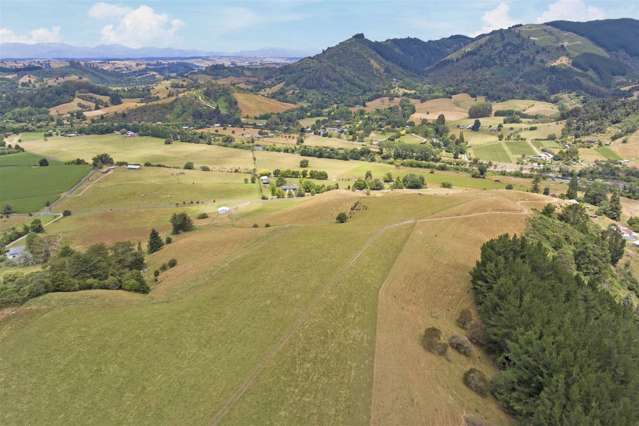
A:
<box><xmin>209</xmin><ymin>196</ymin><xmax>534</xmax><ymax>425</ymax></box>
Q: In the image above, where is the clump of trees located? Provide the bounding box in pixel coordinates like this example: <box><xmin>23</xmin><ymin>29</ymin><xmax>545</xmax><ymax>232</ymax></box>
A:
<box><xmin>0</xmin><ymin>241</ymin><xmax>149</xmax><ymax>307</ymax></box>
<box><xmin>468</xmin><ymin>102</ymin><xmax>492</xmax><ymax>118</ymax></box>
<box><xmin>170</xmin><ymin>213</ymin><xmax>194</xmax><ymax>235</ymax></box>
<box><xmin>470</xmin><ymin>205</ymin><xmax>639</xmax><ymax>423</ymax></box>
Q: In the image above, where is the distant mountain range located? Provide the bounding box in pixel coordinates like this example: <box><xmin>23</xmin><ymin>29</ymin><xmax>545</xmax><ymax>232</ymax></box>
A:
<box><xmin>0</xmin><ymin>43</ymin><xmax>312</xmax><ymax>59</ymax></box>
<box><xmin>262</xmin><ymin>18</ymin><xmax>639</xmax><ymax>103</ymax></box>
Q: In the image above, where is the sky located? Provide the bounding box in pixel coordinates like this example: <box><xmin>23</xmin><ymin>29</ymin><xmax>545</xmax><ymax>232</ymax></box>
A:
<box><xmin>1</xmin><ymin>0</ymin><xmax>638</xmax><ymax>54</ymax></box>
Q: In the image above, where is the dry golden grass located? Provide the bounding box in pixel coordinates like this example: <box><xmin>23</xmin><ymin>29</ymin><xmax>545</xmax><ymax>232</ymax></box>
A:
<box><xmin>451</xmin><ymin>93</ymin><xmax>486</xmax><ymax>109</ymax></box>
<box><xmin>493</xmin><ymin>99</ymin><xmax>559</xmax><ymax>117</ymax></box>
<box><xmin>83</xmin><ymin>98</ymin><xmax>142</xmax><ymax>118</ymax></box>
<box><xmin>234</xmin><ymin>92</ymin><xmax>297</xmax><ymax>117</ymax></box>
<box><xmin>370</xmin><ymin>191</ymin><xmax>549</xmax><ymax>426</ymax></box>
<box><xmin>49</xmin><ymin>97</ymin><xmax>95</xmax><ymax>116</ymax></box>
<box><xmin>411</xmin><ymin>97</ymin><xmax>469</xmax><ymax>122</ymax></box>
<box><xmin>611</xmin><ymin>130</ymin><xmax>639</xmax><ymax>164</ymax></box>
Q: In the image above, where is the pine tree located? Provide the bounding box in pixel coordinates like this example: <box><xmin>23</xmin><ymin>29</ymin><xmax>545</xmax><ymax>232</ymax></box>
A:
<box><xmin>147</xmin><ymin>228</ymin><xmax>164</xmax><ymax>254</ymax></box>
<box><xmin>606</xmin><ymin>190</ymin><xmax>622</xmax><ymax>221</ymax></box>
<box><xmin>566</xmin><ymin>175</ymin><xmax>578</xmax><ymax>200</ymax></box>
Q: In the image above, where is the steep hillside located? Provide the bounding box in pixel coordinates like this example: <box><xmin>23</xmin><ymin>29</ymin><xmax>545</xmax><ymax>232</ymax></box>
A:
<box><xmin>426</xmin><ymin>22</ymin><xmax>639</xmax><ymax>100</ymax></box>
<box><xmin>270</xmin><ymin>34</ymin><xmax>470</xmax><ymax>105</ymax></box>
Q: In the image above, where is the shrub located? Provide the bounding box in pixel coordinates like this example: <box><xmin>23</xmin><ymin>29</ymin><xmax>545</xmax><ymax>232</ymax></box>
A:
<box><xmin>299</xmin><ymin>159</ymin><xmax>309</xmax><ymax>168</ymax></box>
<box><xmin>265</xmin><ymin>223</ymin><xmax>271</xmax><ymax>228</ymax></box>
<box><xmin>252</xmin><ymin>223</ymin><xmax>259</xmax><ymax>228</ymax></box>
<box><xmin>167</xmin><ymin>258</ymin><xmax>177</xmax><ymax>268</ymax></box>
<box><xmin>463</xmin><ymin>368</ymin><xmax>490</xmax><ymax>397</ymax></box>
<box><xmin>200</xmin><ymin>165</ymin><xmax>210</xmax><ymax>171</ymax></box>
<box><xmin>441</xmin><ymin>181</ymin><xmax>453</xmax><ymax>189</ymax></box>
<box><xmin>402</xmin><ymin>173</ymin><xmax>425</xmax><ymax>189</ymax></box>
<box><xmin>456</xmin><ymin>308</ymin><xmax>473</xmax><ymax>329</ymax></box>
<box><xmin>165</xmin><ymin>236</ymin><xmax>172</xmax><ymax>244</ymax></box>
<box><xmin>467</xmin><ymin>321</ymin><xmax>487</xmax><ymax>346</ymax></box>
<box><xmin>505</xmin><ymin>184</ymin><xmax>514</xmax><ymax>190</ymax></box>
<box><xmin>196</xmin><ymin>212</ymin><xmax>209</xmax><ymax>219</ymax></box>
<box><xmin>183</xmin><ymin>161</ymin><xmax>194</xmax><ymax>170</ymax></box>
<box><xmin>449</xmin><ymin>335</ymin><xmax>473</xmax><ymax>356</ymax></box>
<box><xmin>38</xmin><ymin>158</ymin><xmax>49</xmax><ymax>167</ymax></box>
<box><xmin>422</xmin><ymin>327</ymin><xmax>448</xmax><ymax>356</ymax></box>
<box><xmin>62</xmin><ymin>210</ymin><xmax>72</xmax><ymax>217</ymax></box>
<box><xmin>336</xmin><ymin>212</ymin><xmax>348</xmax><ymax>223</ymax></box>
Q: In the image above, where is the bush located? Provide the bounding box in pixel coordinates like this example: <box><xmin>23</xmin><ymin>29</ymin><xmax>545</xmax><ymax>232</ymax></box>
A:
<box><xmin>466</xmin><ymin>321</ymin><xmax>487</xmax><ymax>346</ymax></box>
<box><xmin>252</xmin><ymin>223</ymin><xmax>259</xmax><ymax>228</ymax></box>
<box><xmin>422</xmin><ymin>327</ymin><xmax>448</xmax><ymax>356</ymax></box>
<box><xmin>196</xmin><ymin>212</ymin><xmax>209</xmax><ymax>219</ymax></box>
<box><xmin>167</xmin><ymin>258</ymin><xmax>177</xmax><ymax>268</ymax></box>
<box><xmin>449</xmin><ymin>335</ymin><xmax>473</xmax><ymax>356</ymax></box>
<box><xmin>441</xmin><ymin>182</ymin><xmax>453</xmax><ymax>189</ymax></box>
<box><xmin>505</xmin><ymin>184</ymin><xmax>514</xmax><ymax>190</ymax></box>
<box><xmin>170</xmin><ymin>212</ymin><xmax>194</xmax><ymax>234</ymax></box>
<box><xmin>183</xmin><ymin>161</ymin><xmax>194</xmax><ymax>170</ymax></box>
<box><xmin>456</xmin><ymin>308</ymin><xmax>473</xmax><ymax>329</ymax></box>
<box><xmin>62</xmin><ymin>210</ymin><xmax>72</xmax><ymax>217</ymax></box>
<box><xmin>38</xmin><ymin>158</ymin><xmax>49</xmax><ymax>167</ymax></box>
<box><xmin>463</xmin><ymin>368</ymin><xmax>490</xmax><ymax>397</ymax></box>
<box><xmin>200</xmin><ymin>165</ymin><xmax>210</xmax><ymax>171</ymax></box>
<box><xmin>402</xmin><ymin>173</ymin><xmax>425</xmax><ymax>189</ymax></box>
<box><xmin>336</xmin><ymin>212</ymin><xmax>348</xmax><ymax>223</ymax></box>
<box><xmin>165</xmin><ymin>236</ymin><xmax>172</xmax><ymax>244</ymax></box>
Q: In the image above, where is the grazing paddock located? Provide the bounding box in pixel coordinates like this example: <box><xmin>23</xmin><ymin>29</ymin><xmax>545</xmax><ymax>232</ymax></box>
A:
<box><xmin>611</xmin><ymin>130</ymin><xmax>639</xmax><ymax>162</ymax></box>
<box><xmin>0</xmin><ymin>190</ymin><xmax>548</xmax><ymax>425</ymax></box>
<box><xmin>233</xmin><ymin>92</ymin><xmax>298</xmax><ymax>117</ymax></box>
<box><xmin>472</xmin><ymin>142</ymin><xmax>511</xmax><ymax>163</ymax></box>
<box><xmin>597</xmin><ymin>146</ymin><xmax>622</xmax><ymax>161</ymax></box>
<box><xmin>21</xmin><ymin>134</ymin><xmax>254</xmax><ymax>171</ymax></box>
<box><xmin>411</xmin><ymin>97</ymin><xmax>468</xmax><ymax>122</ymax></box>
<box><xmin>0</xmin><ymin>151</ymin><xmax>90</xmax><ymax>212</ymax></box>
<box><xmin>579</xmin><ymin>148</ymin><xmax>606</xmax><ymax>162</ymax></box>
<box><xmin>493</xmin><ymin>99</ymin><xmax>559</xmax><ymax>117</ymax></box>
<box><xmin>505</xmin><ymin>141</ymin><xmax>536</xmax><ymax>156</ymax></box>
<box><xmin>532</xmin><ymin>139</ymin><xmax>562</xmax><ymax>151</ymax></box>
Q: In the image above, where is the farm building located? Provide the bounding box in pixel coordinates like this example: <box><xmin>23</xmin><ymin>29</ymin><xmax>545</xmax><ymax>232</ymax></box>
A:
<box><xmin>260</xmin><ymin>176</ymin><xmax>270</xmax><ymax>184</ymax></box>
<box><xmin>126</xmin><ymin>131</ymin><xmax>137</xmax><ymax>137</ymax></box>
<box><xmin>6</xmin><ymin>246</ymin><xmax>27</xmax><ymax>264</ymax></box>
<box><xmin>127</xmin><ymin>164</ymin><xmax>141</xmax><ymax>170</ymax></box>
<box><xmin>217</xmin><ymin>206</ymin><xmax>231</xmax><ymax>215</ymax></box>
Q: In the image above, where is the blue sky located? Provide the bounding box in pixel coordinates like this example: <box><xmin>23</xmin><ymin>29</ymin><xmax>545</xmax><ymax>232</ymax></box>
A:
<box><xmin>1</xmin><ymin>0</ymin><xmax>638</xmax><ymax>53</ymax></box>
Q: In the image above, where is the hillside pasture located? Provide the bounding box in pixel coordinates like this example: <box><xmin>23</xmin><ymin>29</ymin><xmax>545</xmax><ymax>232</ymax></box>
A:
<box><xmin>611</xmin><ymin>130</ymin><xmax>639</xmax><ymax>164</ymax></box>
<box><xmin>0</xmin><ymin>190</ymin><xmax>546</xmax><ymax>425</ymax></box>
<box><xmin>493</xmin><ymin>99</ymin><xmax>559</xmax><ymax>118</ymax></box>
<box><xmin>411</xmin><ymin>97</ymin><xmax>468</xmax><ymax>122</ymax></box>
<box><xmin>505</xmin><ymin>140</ymin><xmax>536</xmax><ymax>157</ymax></box>
<box><xmin>233</xmin><ymin>92</ymin><xmax>298</xmax><ymax>117</ymax></box>
<box><xmin>471</xmin><ymin>142</ymin><xmax>512</xmax><ymax>163</ymax></box>
<box><xmin>49</xmin><ymin>97</ymin><xmax>95</xmax><ymax>116</ymax></box>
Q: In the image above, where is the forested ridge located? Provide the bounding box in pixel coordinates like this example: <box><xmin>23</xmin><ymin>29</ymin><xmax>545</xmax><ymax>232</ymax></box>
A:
<box><xmin>470</xmin><ymin>206</ymin><xmax>639</xmax><ymax>424</ymax></box>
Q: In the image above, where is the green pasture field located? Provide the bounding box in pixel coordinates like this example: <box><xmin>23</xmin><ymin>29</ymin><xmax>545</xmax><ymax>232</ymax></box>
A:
<box><xmin>532</xmin><ymin>139</ymin><xmax>562</xmax><ymax>150</ymax></box>
<box><xmin>0</xmin><ymin>192</ymin><xmax>464</xmax><ymax>425</ymax></box>
<box><xmin>472</xmin><ymin>142</ymin><xmax>511</xmax><ymax>163</ymax></box>
<box><xmin>0</xmin><ymin>150</ymin><xmax>90</xmax><ymax>212</ymax></box>
<box><xmin>597</xmin><ymin>146</ymin><xmax>622</xmax><ymax>161</ymax></box>
<box><xmin>21</xmin><ymin>134</ymin><xmax>255</xmax><ymax>171</ymax></box>
<box><xmin>505</xmin><ymin>141</ymin><xmax>536</xmax><ymax>156</ymax></box>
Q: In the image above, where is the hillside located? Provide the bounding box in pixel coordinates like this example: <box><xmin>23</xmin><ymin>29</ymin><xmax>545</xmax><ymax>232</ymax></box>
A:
<box><xmin>269</xmin><ymin>33</ymin><xmax>470</xmax><ymax>105</ymax></box>
<box><xmin>426</xmin><ymin>21</ymin><xmax>639</xmax><ymax>99</ymax></box>
<box><xmin>267</xmin><ymin>19</ymin><xmax>639</xmax><ymax>104</ymax></box>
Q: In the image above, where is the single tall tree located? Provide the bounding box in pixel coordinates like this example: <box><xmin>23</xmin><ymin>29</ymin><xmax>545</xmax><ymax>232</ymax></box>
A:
<box><xmin>607</xmin><ymin>190</ymin><xmax>622</xmax><ymax>221</ymax></box>
<box><xmin>566</xmin><ymin>175</ymin><xmax>579</xmax><ymax>200</ymax></box>
<box><xmin>147</xmin><ymin>228</ymin><xmax>164</xmax><ymax>254</ymax></box>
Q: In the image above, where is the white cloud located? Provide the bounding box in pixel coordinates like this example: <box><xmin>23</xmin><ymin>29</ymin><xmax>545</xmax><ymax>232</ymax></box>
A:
<box><xmin>89</xmin><ymin>3</ymin><xmax>184</xmax><ymax>48</ymax></box>
<box><xmin>537</xmin><ymin>0</ymin><xmax>606</xmax><ymax>23</ymax></box>
<box><xmin>476</xmin><ymin>2</ymin><xmax>518</xmax><ymax>35</ymax></box>
<box><xmin>215</xmin><ymin>6</ymin><xmax>305</xmax><ymax>33</ymax></box>
<box><xmin>88</xmin><ymin>2</ymin><xmax>130</xmax><ymax>19</ymax></box>
<box><xmin>0</xmin><ymin>26</ymin><xmax>62</xmax><ymax>44</ymax></box>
